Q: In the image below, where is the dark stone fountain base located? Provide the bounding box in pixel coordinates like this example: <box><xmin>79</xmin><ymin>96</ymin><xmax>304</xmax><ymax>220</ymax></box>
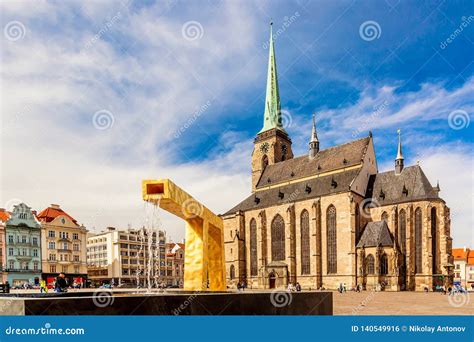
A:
<box><xmin>0</xmin><ymin>291</ymin><xmax>332</xmax><ymax>315</ymax></box>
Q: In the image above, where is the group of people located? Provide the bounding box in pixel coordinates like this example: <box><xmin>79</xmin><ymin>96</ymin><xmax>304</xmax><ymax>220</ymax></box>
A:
<box><xmin>287</xmin><ymin>282</ymin><xmax>302</xmax><ymax>292</ymax></box>
<box><xmin>38</xmin><ymin>273</ymin><xmax>69</xmax><ymax>293</ymax></box>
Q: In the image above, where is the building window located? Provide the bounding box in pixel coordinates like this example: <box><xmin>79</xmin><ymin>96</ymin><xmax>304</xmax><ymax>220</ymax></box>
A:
<box><xmin>74</xmin><ymin>266</ymin><xmax>80</xmax><ymax>274</ymax></box>
<box><xmin>33</xmin><ymin>262</ymin><xmax>39</xmax><ymax>271</ymax></box>
<box><xmin>22</xmin><ymin>248</ymin><xmax>27</xmax><ymax>256</ymax></box>
<box><xmin>365</xmin><ymin>254</ymin><xmax>375</xmax><ymax>275</ymax></box>
<box><xmin>398</xmin><ymin>209</ymin><xmax>406</xmax><ymax>255</ymax></box>
<box><xmin>230</xmin><ymin>265</ymin><xmax>235</xmax><ymax>280</ymax></box>
<box><xmin>48</xmin><ymin>230</ymin><xmax>55</xmax><ymax>238</ymax></box>
<box><xmin>355</xmin><ymin>205</ymin><xmax>361</xmax><ymax>242</ymax></box>
<box><xmin>8</xmin><ymin>235</ymin><xmax>13</xmax><ymax>244</ymax></box>
<box><xmin>431</xmin><ymin>207</ymin><xmax>437</xmax><ymax>274</ymax></box>
<box><xmin>261</xmin><ymin>155</ymin><xmax>269</xmax><ymax>170</ymax></box>
<box><xmin>32</xmin><ymin>237</ymin><xmax>38</xmax><ymax>245</ymax></box>
<box><xmin>62</xmin><ymin>242</ymin><xmax>68</xmax><ymax>250</ymax></box>
<box><xmin>415</xmin><ymin>207</ymin><xmax>422</xmax><ymax>274</ymax></box>
<box><xmin>49</xmin><ymin>254</ymin><xmax>56</xmax><ymax>261</ymax></box>
<box><xmin>73</xmin><ymin>243</ymin><xmax>80</xmax><ymax>251</ymax></box>
<box><xmin>381</xmin><ymin>211</ymin><xmax>388</xmax><ymax>222</ymax></box>
<box><xmin>8</xmin><ymin>248</ymin><xmax>13</xmax><ymax>256</ymax></box>
<box><xmin>48</xmin><ymin>241</ymin><xmax>56</xmax><ymax>249</ymax></box>
<box><xmin>21</xmin><ymin>235</ymin><xmax>27</xmax><ymax>243</ymax></box>
<box><xmin>9</xmin><ymin>261</ymin><xmax>14</xmax><ymax>270</ymax></box>
<box><xmin>62</xmin><ymin>266</ymin><xmax>68</xmax><ymax>273</ymax></box>
<box><xmin>33</xmin><ymin>249</ymin><xmax>38</xmax><ymax>257</ymax></box>
<box><xmin>250</xmin><ymin>218</ymin><xmax>258</xmax><ymax>276</ymax></box>
<box><xmin>73</xmin><ymin>233</ymin><xmax>79</xmax><ymax>240</ymax></box>
<box><xmin>271</xmin><ymin>214</ymin><xmax>285</xmax><ymax>261</ymax></box>
<box><xmin>74</xmin><ymin>255</ymin><xmax>80</xmax><ymax>262</ymax></box>
<box><xmin>380</xmin><ymin>254</ymin><xmax>388</xmax><ymax>275</ymax></box>
<box><xmin>327</xmin><ymin>205</ymin><xmax>337</xmax><ymax>274</ymax></box>
<box><xmin>300</xmin><ymin>210</ymin><xmax>310</xmax><ymax>275</ymax></box>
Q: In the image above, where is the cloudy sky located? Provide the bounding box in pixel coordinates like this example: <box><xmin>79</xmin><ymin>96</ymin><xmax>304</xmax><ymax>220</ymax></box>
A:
<box><xmin>1</xmin><ymin>0</ymin><xmax>472</xmax><ymax>247</ymax></box>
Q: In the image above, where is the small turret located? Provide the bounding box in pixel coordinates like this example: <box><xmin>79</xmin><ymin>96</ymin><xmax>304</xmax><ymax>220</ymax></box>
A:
<box><xmin>309</xmin><ymin>113</ymin><xmax>319</xmax><ymax>159</ymax></box>
<box><xmin>395</xmin><ymin>129</ymin><xmax>404</xmax><ymax>175</ymax></box>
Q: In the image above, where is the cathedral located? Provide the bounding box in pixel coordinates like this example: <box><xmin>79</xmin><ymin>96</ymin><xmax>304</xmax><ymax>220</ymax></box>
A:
<box><xmin>222</xmin><ymin>26</ymin><xmax>453</xmax><ymax>291</ymax></box>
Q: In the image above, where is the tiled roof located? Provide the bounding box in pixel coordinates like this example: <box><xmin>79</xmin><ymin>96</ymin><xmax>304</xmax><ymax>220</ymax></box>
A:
<box><xmin>256</xmin><ymin>137</ymin><xmax>370</xmax><ymax>188</ymax></box>
<box><xmin>356</xmin><ymin>220</ymin><xmax>393</xmax><ymax>248</ymax></box>
<box><xmin>0</xmin><ymin>209</ymin><xmax>11</xmax><ymax>223</ymax></box>
<box><xmin>366</xmin><ymin>165</ymin><xmax>439</xmax><ymax>205</ymax></box>
<box><xmin>224</xmin><ymin>168</ymin><xmax>361</xmax><ymax>215</ymax></box>
<box><xmin>37</xmin><ymin>205</ymin><xmax>78</xmax><ymax>224</ymax></box>
<box><xmin>452</xmin><ymin>248</ymin><xmax>470</xmax><ymax>261</ymax></box>
<box><xmin>468</xmin><ymin>250</ymin><xmax>474</xmax><ymax>265</ymax></box>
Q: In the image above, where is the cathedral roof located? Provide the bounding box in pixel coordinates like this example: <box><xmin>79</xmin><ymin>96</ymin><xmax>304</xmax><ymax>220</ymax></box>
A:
<box><xmin>356</xmin><ymin>220</ymin><xmax>393</xmax><ymax>248</ymax></box>
<box><xmin>256</xmin><ymin>136</ymin><xmax>370</xmax><ymax>189</ymax></box>
<box><xmin>223</xmin><ymin>168</ymin><xmax>360</xmax><ymax>215</ymax></box>
<box><xmin>366</xmin><ymin>165</ymin><xmax>440</xmax><ymax>205</ymax></box>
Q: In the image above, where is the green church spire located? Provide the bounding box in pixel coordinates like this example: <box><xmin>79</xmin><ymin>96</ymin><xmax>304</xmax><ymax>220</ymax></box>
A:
<box><xmin>259</xmin><ymin>22</ymin><xmax>284</xmax><ymax>133</ymax></box>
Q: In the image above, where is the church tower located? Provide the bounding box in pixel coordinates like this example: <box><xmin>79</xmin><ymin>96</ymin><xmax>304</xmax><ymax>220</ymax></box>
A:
<box><xmin>251</xmin><ymin>23</ymin><xmax>293</xmax><ymax>191</ymax></box>
<box><xmin>308</xmin><ymin>113</ymin><xmax>319</xmax><ymax>159</ymax></box>
<box><xmin>395</xmin><ymin>129</ymin><xmax>404</xmax><ymax>175</ymax></box>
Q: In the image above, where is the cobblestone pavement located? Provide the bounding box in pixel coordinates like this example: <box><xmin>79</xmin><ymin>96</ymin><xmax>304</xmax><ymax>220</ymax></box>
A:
<box><xmin>333</xmin><ymin>291</ymin><xmax>473</xmax><ymax>315</ymax></box>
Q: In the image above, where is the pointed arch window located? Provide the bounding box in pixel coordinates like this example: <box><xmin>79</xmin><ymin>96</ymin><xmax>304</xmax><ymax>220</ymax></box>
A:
<box><xmin>327</xmin><ymin>205</ymin><xmax>337</xmax><ymax>274</ymax></box>
<box><xmin>381</xmin><ymin>211</ymin><xmax>388</xmax><ymax>222</ymax></box>
<box><xmin>300</xmin><ymin>210</ymin><xmax>310</xmax><ymax>275</ymax></box>
<box><xmin>261</xmin><ymin>155</ymin><xmax>269</xmax><ymax>170</ymax></box>
<box><xmin>250</xmin><ymin>219</ymin><xmax>258</xmax><ymax>276</ymax></box>
<box><xmin>415</xmin><ymin>207</ymin><xmax>423</xmax><ymax>274</ymax></box>
<box><xmin>229</xmin><ymin>265</ymin><xmax>235</xmax><ymax>280</ymax></box>
<box><xmin>355</xmin><ymin>205</ymin><xmax>361</xmax><ymax>242</ymax></box>
<box><xmin>431</xmin><ymin>207</ymin><xmax>437</xmax><ymax>274</ymax></box>
<box><xmin>380</xmin><ymin>253</ymin><xmax>388</xmax><ymax>275</ymax></box>
<box><xmin>271</xmin><ymin>214</ymin><xmax>285</xmax><ymax>261</ymax></box>
<box><xmin>365</xmin><ymin>254</ymin><xmax>375</xmax><ymax>275</ymax></box>
<box><xmin>398</xmin><ymin>209</ymin><xmax>406</xmax><ymax>255</ymax></box>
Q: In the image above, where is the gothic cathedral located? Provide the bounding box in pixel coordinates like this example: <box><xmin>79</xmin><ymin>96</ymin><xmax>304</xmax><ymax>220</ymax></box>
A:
<box><xmin>222</xmin><ymin>25</ymin><xmax>453</xmax><ymax>291</ymax></box>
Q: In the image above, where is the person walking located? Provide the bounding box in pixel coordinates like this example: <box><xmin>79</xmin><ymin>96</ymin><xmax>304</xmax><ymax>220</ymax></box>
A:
<box><xmin>55</xmin><ymin>273</ymin><xmax>68</xmax><ymax>293</ymax></box>
<box><xmin>39</xmin><ymin>280</ymin><xmax>48</xmax><ymax>293</ymax></box>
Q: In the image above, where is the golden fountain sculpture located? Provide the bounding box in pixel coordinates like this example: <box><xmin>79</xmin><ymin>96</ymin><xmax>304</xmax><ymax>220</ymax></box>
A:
<box><xmin>142</xmin><ymin>179</ymin><xmax>226</xmax><ymax>291</ymax></box>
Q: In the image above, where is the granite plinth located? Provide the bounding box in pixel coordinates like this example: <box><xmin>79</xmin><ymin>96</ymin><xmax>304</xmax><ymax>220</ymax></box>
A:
<box><xmin>0</xmin><ymin>291</ymin><xmax>332</xmax><ymax>316</ymax></box>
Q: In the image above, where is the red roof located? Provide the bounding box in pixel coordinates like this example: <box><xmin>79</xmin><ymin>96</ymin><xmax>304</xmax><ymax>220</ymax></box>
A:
<box><xmin>0</xmin><ymin>209</ymin><xmax>10</xmax><ymax>222</ymax></box>
<box><xmin>468</xmin><ymin>250</ymin><xmax>474</xmax><ymax>265</ymax></box>
<box><xmin>452</xmin><ymin>248</ymin><xmax>470</xmax><ymax>261</ymax></box>
<box><xmin>37</xmin><ymin>205</ymin><xmax>78</xmax><ymax>225</ymax></box>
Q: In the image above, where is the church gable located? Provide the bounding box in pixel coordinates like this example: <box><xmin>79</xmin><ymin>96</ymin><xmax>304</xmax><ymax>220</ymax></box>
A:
<box><xmin>356</xmin><ymin>221</ymin><xmax>393</xmax><ymax>248</ymax></box>
<box><xmin>256</xmin><ymin>136</ymin><xmax>371</xmax><ymax>189</ymax></box>
<box><xmin>366</xmin><ymin>165</ymin><xmax>440</xmax><ymax>205</ymax></box>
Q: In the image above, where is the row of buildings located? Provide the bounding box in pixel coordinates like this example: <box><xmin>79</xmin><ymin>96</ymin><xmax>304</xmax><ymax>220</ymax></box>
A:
<box><xmin>453</xmin><ymin>247</ymin><xmax>474</xmax><ymax>289</ymax></box>
<box><xmin>0</xmin><ymin>203</ymin><xmax>184</xmax><ymax>288</ymax></box>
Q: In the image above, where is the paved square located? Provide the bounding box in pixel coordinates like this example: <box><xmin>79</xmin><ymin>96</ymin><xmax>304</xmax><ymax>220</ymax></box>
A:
<box><xmin>334</xmin><ymin>291</ymin><xmax>473</xmax><ymax>315</ymax></box>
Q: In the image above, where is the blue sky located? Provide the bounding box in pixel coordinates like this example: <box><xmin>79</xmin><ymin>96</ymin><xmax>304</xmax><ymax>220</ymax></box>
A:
<box><xmin>1</xmin><ymin>0</ymin><xmax>473</xmax><ymax>246</ymax></box>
